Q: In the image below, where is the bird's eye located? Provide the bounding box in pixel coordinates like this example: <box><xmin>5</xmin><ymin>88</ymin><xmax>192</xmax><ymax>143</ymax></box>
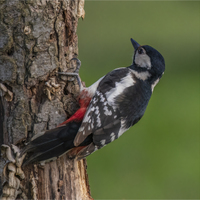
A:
<box><xmin>138</xmin><ymin>48</ymin><xmax>144</xmax><ymax>54</ymax></box>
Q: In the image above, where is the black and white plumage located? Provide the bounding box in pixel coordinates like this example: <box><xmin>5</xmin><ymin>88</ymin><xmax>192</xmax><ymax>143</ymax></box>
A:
<box><xmin>21</xmin><ymin>38</ymin><xmax>165</xmax><ymax>165</ymax></box>
<box><xmin>74</xmin><ymin>40</ymin><xmax>165</xmax><ymax>159</ymax></box>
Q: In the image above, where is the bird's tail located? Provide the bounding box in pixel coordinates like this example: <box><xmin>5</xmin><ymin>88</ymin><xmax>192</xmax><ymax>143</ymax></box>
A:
<box><xmin>21</xmin><ymin>121</ymin><xmax>86</xmax><ymax>166</ymax></box>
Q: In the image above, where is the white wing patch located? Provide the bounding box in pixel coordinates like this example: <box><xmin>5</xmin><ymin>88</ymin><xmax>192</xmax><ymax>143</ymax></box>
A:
<box><xmin>105</xmin><ymin>72</ymin><xmax>135</xmax><ymax>107</ymax></box>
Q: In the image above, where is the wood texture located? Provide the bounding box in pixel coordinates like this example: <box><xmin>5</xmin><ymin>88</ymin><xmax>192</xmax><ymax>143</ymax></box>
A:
<box><xmin>0</xmin><ymin>0</ymin><xmax>92</xmax><ymax>199</ymax></box>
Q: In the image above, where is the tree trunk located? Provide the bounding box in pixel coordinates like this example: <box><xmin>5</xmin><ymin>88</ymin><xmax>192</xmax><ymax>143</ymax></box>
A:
<box><xmin>0</xmin><ymin>0</ymin><xmax>92</xmax><ymax>199</ymax></box>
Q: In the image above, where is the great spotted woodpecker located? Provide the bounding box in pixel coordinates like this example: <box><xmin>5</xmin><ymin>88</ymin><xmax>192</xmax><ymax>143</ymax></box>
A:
<box><xmin>21</xmin><ymin>38</ymin><xmax>165</xmax><ymax>166</ymax></box>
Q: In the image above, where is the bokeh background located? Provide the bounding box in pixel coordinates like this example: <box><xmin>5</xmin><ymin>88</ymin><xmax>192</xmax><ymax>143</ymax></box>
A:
<box><xmin>77</xmin><ymin>1</ymin><xmax>200</xmax><ymax>199</ymax></box>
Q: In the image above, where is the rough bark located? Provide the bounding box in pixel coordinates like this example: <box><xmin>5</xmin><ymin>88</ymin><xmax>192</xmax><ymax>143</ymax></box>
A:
<box><xmin>0</xmin><ymin>0</ymin><xmax>92</xmax><ymax>199</ymax></box>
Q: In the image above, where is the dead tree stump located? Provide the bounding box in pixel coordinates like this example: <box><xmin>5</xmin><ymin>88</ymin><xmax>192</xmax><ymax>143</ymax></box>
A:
<box><xmin>0</xmin><ymin>0</ymin><xmax>92</xmax><ymax>199</ymax></box>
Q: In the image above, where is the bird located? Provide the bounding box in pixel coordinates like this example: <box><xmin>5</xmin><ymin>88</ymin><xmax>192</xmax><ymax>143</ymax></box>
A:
<box><xmin>21</xmin><ymin>38</ymin><xmax>165</xmax><ymax>166</ymax></box>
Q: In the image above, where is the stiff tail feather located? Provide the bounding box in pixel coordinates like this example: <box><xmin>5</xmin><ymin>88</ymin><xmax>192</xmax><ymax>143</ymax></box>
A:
<box><xmin>21</xmin><ymin>121</ymin><xmax>82</xmax><ymax>166</ymax></box>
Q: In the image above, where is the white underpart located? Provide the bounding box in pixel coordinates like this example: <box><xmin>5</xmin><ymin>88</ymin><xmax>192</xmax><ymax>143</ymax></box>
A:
<box><xmin>151</xmin><ymin>78</ymin><xmax>160</xmax><ymax>92</ymax></box>
<box><xmin>105</xmin><ymin>72</ymin><xmax>135</xmax><ymax>107</ymax></box>
<box><xmin>87</xmin><ymin>76</ymin><xmax>105</xmax><ymax>96</ymax></box>
<box><xmin>135</xmin><ymin>51</ymin><xmax>151</xmax><ymax>69</ymax></box>
<box><xmin>131</xmin><ymin>70</ymin><xmax>151</xmax><ymax>81</ymax></box>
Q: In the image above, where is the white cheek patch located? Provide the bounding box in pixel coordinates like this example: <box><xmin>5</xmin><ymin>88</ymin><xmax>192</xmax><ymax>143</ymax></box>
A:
<box><xmin>135</xmin><ymin>51</ymin><xmax>151</xmax><ymax>69</ymax></box>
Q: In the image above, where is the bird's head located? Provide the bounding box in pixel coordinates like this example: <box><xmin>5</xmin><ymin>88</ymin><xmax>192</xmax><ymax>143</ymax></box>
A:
<box><xmin>130</xmin><ymin>38</ymin><xmax>165</xmax><ymax>81</ymax></box>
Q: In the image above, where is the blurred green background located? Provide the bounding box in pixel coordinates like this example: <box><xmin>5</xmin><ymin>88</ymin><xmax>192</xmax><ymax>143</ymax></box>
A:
<box><xmin>77</xmin><ymin>1</ymin><xmax>200</xmax><ymax>199</ymax></box>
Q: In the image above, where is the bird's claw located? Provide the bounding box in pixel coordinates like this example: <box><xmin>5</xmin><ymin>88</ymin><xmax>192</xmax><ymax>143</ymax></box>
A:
<box><xmin>58</xmin><ymin>58</ymin><xmax>81</xmax><ymax>76</ymax></box>
<box><xmin>58</xmin><ymin>58</ymin><xmax>83</xmax><ymax>91</ymax></box>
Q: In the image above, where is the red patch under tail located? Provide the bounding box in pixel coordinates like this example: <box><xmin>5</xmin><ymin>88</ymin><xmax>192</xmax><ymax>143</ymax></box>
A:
<box><xmin>58</xmin><ymin>90</ymin><xmax>91</xmax><ymax>126</ymax></box>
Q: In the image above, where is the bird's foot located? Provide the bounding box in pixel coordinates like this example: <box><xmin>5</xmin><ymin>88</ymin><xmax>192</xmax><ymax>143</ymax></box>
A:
<box><xmin>58</xmin><ymin>58</ymin><xmax>83</xmax><ymax>91</ymax></box>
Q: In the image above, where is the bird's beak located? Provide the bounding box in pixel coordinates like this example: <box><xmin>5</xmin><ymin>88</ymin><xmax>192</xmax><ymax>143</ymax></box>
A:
<box><xmin>130</xmin><ymin>38</ymin><xmax>140</xmax><ymax>50</ymax></box>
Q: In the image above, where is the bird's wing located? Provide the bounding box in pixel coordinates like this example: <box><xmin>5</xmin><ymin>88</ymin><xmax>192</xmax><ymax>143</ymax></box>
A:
<box><xmin>74</xmin><ymin>68</ymin><xmax>134</xmax><ymax>151</ymax></box>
